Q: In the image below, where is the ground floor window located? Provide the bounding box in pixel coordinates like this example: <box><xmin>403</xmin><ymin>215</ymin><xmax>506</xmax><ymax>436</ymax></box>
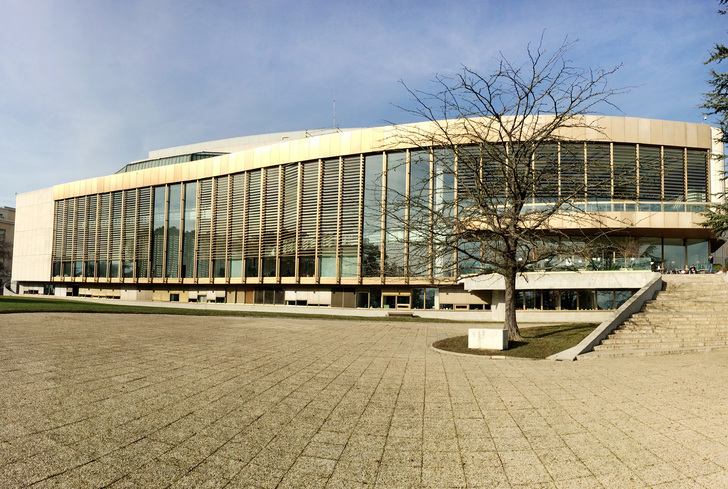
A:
<box><xmin>411</xmin><ymin>288</ymin><xmax>438</xmax><ymax>309</ymax></box>
<box><xmin>516</xmin><ymin>289</ymin><xmax>635</xmax><ymax>311</ymax></box>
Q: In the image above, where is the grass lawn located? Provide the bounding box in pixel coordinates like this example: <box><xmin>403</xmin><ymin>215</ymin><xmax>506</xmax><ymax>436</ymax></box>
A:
<box><xmin>432</xmin><ymin>323</ymin><xmax>598</xmax><ymax>359</ymax></box>
<box><xmin>0</xmin><ymin>296</ymin><xmax>431</xmax><ymax>322</ymax></box>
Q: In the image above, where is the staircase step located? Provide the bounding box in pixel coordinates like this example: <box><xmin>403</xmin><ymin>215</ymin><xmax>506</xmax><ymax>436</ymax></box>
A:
<box><xmin>595</xmin><ymin>339</ymin><xmax>728</xmax><ymax>350</ymax></box>
<box><xmin>580</xmin><ymin>345</ymin><xmax>728</xmax><ymax>359</ymax></box>
<box><xmin>583</xmin><ymin>275</ymin><xmax>728</xmax><ymax>358</ymax></box>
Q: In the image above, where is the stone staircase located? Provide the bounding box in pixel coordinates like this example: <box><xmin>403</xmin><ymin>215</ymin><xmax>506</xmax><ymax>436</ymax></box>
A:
<box><xmin>581</xmin><ymin>274</ymin><xmax>728</xmax><ymax>358</ymax></box>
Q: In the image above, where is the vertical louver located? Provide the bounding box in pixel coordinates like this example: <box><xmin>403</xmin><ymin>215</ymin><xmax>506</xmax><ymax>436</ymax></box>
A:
<box><xmin>228</xmin><ymin>174</ymin><xmax>245</xmax><ymax>277</ymax></box>
<box><xmin>686</xmin><ymin>149</ymin><xmax>708</xmax><ymax>202</ymax></box>
<box><xmin>197</xmin><ymin>179</ymin><xmax>213</xmax><ymax>279</ymax></box>
<box><xmin>245</xmin><ymin>171</ymin><xmax>261</xmax><ymax>277</ymax></box>
<box><xmin>212</xmin><ymin>176</ymin><xmax>229</xmax><ymax>277</ymax></box>
<box><xmin>136</xmin><ymin>187</ymin><xmax>151</xmax><ymax>279</ymax></box>
<box><xmin>663</xmin><ymin>147</ymin><xmax>685</xmax><ymax>201</ymax></box>
<box><xmin>261</xmin><ymin>167</ymin><xmax>279</xmax><ymax>277</ymax></box>
<box><xmin>638</xmin><ymin>145</ymin><xmax>661</xmax><ymax>201</ymax></box>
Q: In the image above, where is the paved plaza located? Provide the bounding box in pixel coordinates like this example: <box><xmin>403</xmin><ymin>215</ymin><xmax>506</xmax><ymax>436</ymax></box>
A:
<box><xmin>1</xmin><ymin>313</ymin><xmax>728</xmax><ymax>488</ymax></box>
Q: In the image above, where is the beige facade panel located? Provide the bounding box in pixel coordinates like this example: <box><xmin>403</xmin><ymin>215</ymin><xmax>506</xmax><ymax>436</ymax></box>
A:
<box><xmin>51</xmin><ymin>117</ymin><xmax>715</xmax><ymax>201</ymax></box>
<box><xmin>11</xmin><ymin>188</ymin><xmax>54</xmax><ymax>283</ymax></box>
<box><xmin>547</xmin><ymin>210</ymin><xmax>707</xmax><ymax>234</ymax></box>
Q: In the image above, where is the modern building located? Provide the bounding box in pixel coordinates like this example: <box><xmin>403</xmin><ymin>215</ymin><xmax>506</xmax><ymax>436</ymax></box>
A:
<box><xmin>11</xmin><ymin>117</ymin><xmax>725</xmax><ymax>320</ymax></box>
<box><xmin>0</xmin><ymin>206</ymin><xmax>15</xmax><ymax>288</ymax></box>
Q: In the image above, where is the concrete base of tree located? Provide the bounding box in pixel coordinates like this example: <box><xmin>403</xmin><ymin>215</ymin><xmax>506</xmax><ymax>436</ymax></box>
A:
<box><xmin>468</xmin><ymin>328</ymin><xmax>508</xmax><ymax>350</ymax></box>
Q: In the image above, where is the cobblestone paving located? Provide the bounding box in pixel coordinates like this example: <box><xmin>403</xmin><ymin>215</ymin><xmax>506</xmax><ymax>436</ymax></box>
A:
<box><xmin>1</xmin><ymin>313</ymin><xmax>728</xmax><ymax>488</ymax></box>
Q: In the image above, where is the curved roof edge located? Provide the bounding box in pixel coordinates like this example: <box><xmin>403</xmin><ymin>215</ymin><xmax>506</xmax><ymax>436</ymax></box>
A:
<box><xmin>146</xmin><ymin>128</ymin><xmax>362</xmax><ymax>161</ymax></box>
<box><xmin>52</xmin><ymin>116</ymin><xmax>719</xmax><ymax>201</ymax></box>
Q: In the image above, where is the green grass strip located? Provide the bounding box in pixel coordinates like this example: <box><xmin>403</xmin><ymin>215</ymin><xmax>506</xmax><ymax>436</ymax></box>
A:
<box><xmin>0</xmin><ymin>296</ymin><xmax>445</xmax><ymax>322</ymax></box>
<box><xmin>432</xmin><ymin>323</ymin><xmax>598</xmax><ymax>359</ymax></box>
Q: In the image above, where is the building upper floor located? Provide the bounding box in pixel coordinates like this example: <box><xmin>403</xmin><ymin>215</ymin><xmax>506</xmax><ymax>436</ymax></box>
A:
<box><xmin>11</xmin><ymin>116</ymin><xmax>727</xmax><ymax>286</ymax></box>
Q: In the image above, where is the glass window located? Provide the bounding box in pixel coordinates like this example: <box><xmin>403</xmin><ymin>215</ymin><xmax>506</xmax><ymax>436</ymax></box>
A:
<box><xmin>319</xmin><ymin>160</ymin><xmax>338</xmax><ymax>261</ymax></box>
<box><xmin>586</xmin><ymin>143</ymin><xmax>611</xmax><ymax>200</ymax></box>
<box><xmin>615</xmin><ymin>290</ymin><xmax>632</xmax><ymax>308</ymax></box>
<box><xmin>166</xmin><ymin>184</ymin><xmax>181</xmax><ymax>278</ymax></box>
<box><xmin>384</xmin><ymin>152</ymin><xmax>406</xmax><ymax>276</ymax></box>
<box><xmin>298</xmin><ymin>162</ymin><xmax>317</xmax><ymax>270</ymax></box>
<box><xmin>229</xmin><ymin>259</ymin><xmax>243</xmax><ymax>278</ymax></box>
<box><xmin>686</xmin><ymin>149</ymin><xmax>707</xmax><ymax>202</ymax></box>
<box><xmin>319</xmin><ymin>255</ymin><xmax>336</xmax><ymax>278</ymax></box>
<box><xmin>262</xmin><ymin>257</ymin><xmax>276</xmax><ymax>277</ymax></box>
<box><xmin>339</xmin><ymin>255</ymin><xmax>357</xmax><ymax>277</ymax></box>
<box><xmin>578</xmin><ymin>290</ymin><xmax>596</xmax><ymax>310</ymax></box>
<box><xmin>411</xmin><ymin>288</ymin><xmax>424</xmax><ymax>309</ymax></box>
<box><xmin>245</xmin><ymin>258</ymin><xmax>259</xmax><ymax>278</ymax></box>
<box><xmin>524</xmin><ymin>290</ymin><xmax>540</xmax><ymax>310</ymax></box>
<box><xmin>560</xmin><ymin>291</ymin><xmax>578</xmax><ymax>310</ymax></box>
<box><xmin>279</xmin><ymin>164</ymin><xmax>298</xmax><ymax>275</ymax></box>
<box><xmin>299</xmin><ymin>256</ymin><xmax>315</xmax><ymax>278</ymax></box>
<box><xmin>356</xmin><ymin>292</ymin><xmax>369</xmax><ymax>308</ymax></box>
<box><xmin>213</xmin><ymin>259</ymin><xmax>226</xmax><ymax>278</ymax></box>
<box><xmin>370</xmin><ymin>290</ymin><xmax>382</xmax><ymax>309</ymax></box>
<box><xmin>663</xmin><ymin>238</ymin><xmax>685</xmax><ymax>272</ymax></box>
<box><xmin>151</xmin><ymin>186</ymin><xmax>166</xmax><ymax>278</ymax></box>
<box><xmin>542</xmin><ymin>290</ymin><xmax>559</xmax><ymax>310</ymax></box>
<box><xmin>408</xmin><ymin>150</ymin><xmax>431</xmax><ymax>277</ymax></box>
<box><xmin>597</xmin><ymin>290</ymin><xmax>614</xmax><ymax>310</ymax></box>
<box><xmin>533</xmin><ymin>143</ymin><xmax>559</xmax><ymax>203</ymax></box>
<box><xmin>280</xmin><ymin>257</ymin><xmax>295</xmax><ymax>277</ymax></box>
<box><xmin>363</xmin><ymin>154</ymin><xmax>383</xmax><ymax>277</ymax></box>
<box><xmin>425</xmin><ymin>288</ymin><xmax>437</xmax><ymax>309</ymax></box>
<box><xmin>122</xmin><ymin>260</ymin><xmax>133</xmax><ymax>278</ymax></box>
<box><xmin>638</xmin><ymin>145</ymin><xmax>661</xmax><ymax>201</ymax></box>
<box><xmin>182</xmin><ymin>182</ymin><xmax>197</xmax><ymax>278</ymax></box>
<box><xmin>663</xmin><ymin>147</ymin><xmax>684</xmax><ymax>202</ymax></box>
<box><xmin>96</xmin><ymin>261</ymin><xmax>107</xmax><ymax>279</ymax></box>
<box><xmin>196</xmin><ymin>179</ymin><xmax>213</xmax><ymax>279</ymax></box>
<box><xmin>560</xmin><ymin>143</ymin><xmax>585</xmax><ymax>200</ymax></box>
<box><xmin>433</xmin><ymin>149</ymin><xmax>455</xmax><ymax>277</ymax></box>
<box><xmin>613</xmin><ymin>144</ymin><xmax>637</xmax><ymax>200</ymax></box>
<box><xmin>639</xmin><ymin>238</ymin><xmax>662</xmax><ymax>270</ymax></box>
<box><xmin>687</xmin><ymin>239</ymin><xmax>709</xmax><ymax>271</ymax></box>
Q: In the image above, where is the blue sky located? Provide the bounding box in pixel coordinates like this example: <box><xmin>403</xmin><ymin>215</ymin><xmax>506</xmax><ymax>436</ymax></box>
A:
<box><xmin>0</xmin><ymin>0</ymin><xmax>725</xmax><ymax>207</ymax></box>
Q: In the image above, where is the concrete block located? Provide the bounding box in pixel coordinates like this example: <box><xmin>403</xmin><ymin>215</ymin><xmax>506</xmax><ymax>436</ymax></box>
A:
<box><xmin>468</xmin><ymin>328</ymin><xmax>508</xmax><ymax>350</ymax></box>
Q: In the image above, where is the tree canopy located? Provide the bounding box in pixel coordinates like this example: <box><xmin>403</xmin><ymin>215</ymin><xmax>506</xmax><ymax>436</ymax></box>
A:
<box><xmin>390</xmin><ymin>38</ymin><xmax>627</xmax><ymax>341</ymax></box>
<box><xmin>701</xmin><ymin>0</ymin><xmax>728</xmax><ymax>238</ymax></box>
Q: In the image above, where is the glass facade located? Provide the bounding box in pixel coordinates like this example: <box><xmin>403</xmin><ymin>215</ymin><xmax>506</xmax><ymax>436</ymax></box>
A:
<box><xmin>50</xmin><ymin>141</ymin><xmax>712</xmax><ymax>288</ymax></box>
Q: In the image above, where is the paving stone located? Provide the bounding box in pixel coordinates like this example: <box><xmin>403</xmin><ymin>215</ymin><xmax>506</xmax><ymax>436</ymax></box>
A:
<box><xmin>3</xmin><ymin>312</ymin><xmax>728</xmax><ymax>488</ymax></box>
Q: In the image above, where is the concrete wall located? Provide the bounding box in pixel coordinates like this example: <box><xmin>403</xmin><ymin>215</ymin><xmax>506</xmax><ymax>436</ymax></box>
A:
<box><xmin>462</xmin><ymin>271</ymin><xmax>657</xmax><ymax>291</ymax></box>
<box><xmin>12</xmin><ymin>188</ymin><xmax>54</xmax><ymax>283</ymax></box>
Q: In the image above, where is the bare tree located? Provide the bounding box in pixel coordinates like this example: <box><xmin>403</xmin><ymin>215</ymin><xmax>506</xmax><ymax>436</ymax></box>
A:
<box><xmin>387</xmin><ymin>39</ymin><xmax>631</xmax><ymax>342</ymax></box>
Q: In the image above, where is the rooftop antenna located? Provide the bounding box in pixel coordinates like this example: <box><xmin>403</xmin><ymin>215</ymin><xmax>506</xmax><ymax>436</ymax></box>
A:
<box><xmin>333</xmin><ymin>90</ymin><xmax>337</xmax><ymax>131</ymax></box>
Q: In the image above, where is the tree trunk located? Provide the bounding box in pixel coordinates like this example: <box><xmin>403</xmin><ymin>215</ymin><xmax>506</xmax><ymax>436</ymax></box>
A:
<box><xmin>503</xmin><ymin>269</ymin><xmax>523</xmax><ymax>342</ymax></box>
